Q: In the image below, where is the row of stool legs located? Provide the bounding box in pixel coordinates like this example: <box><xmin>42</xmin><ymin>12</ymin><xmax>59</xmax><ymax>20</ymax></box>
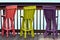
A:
<box><xmin>20</xmin><ymin>19</ymin><xmax>34</xmax><ymax>38</ymax></box>
<box><xmin>2</xmin><ymin>18</ymin><xmax>15</xmax><ymax>37</ymax></box>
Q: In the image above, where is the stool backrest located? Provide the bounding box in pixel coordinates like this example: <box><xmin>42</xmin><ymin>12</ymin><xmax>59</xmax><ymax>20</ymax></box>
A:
<box><xmin>43</xmin><ymin>5</ymin><xmax>56</xmax><ymax>18</ymax></box>
<box><xmin>5</xmin><ymin>5</ymin><xmax>17</xmax><ymax>18</ymax></box>
<box><xmin>23</xmin><ymin>6</ymin><xmax>36</xmax><ymax>19</ymax></box>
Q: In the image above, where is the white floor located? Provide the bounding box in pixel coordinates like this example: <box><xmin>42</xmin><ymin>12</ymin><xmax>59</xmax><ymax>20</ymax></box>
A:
<box><xmin>38</xmin><ymin>33</ymin><xmax>60</xmax><ymax>40</ymax></box>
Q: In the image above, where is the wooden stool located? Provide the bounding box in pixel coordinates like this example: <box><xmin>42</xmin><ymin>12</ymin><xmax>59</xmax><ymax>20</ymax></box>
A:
<box><xmin>2</xmin><ymin>5</ymin><xmax>17</xmax><ymax>37</ymax></box>
<box><xmin>43</xmin><ymin>6</ymin><xmax>58</xmax><ymax>38</ymax></box>
<box><xmin>20</xmin><ymin>6</ymin><xmax>36</xmax><ymax>38</ymax></box>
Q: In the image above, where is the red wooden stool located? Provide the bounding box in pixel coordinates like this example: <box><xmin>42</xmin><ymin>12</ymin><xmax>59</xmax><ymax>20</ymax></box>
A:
<box><xmin>2</xmin><ymin>5</ymin><xmax>17</xmax><ymax>37</ymax></box>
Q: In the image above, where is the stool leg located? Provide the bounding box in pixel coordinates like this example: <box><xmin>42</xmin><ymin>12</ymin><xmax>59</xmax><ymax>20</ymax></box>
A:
<box><xmin>12</xmin><ymin>25</ymin><xmax>15</xmax><ymax>36</ymax></box>
<box><xmin>28</xmin><ymin>31</ymin><xmax>30</xmax><ymax>35</ymax></box>
<box><xmin>30</xmin><ymin>20</ymin><xmax>34</xmax><ymax>37</ymax></box>
<box><xmin>24</xmin><ymin>20</ymin><xmax>27</xmax><ymax>38</ymax></box>
<box><xmin>2</xmin><ymin>28</ymin><xmax>4</xmax><ymax>37</ymax></box>
<box><xmin>55</xmin><ymin>31</ymin><xmax>58</xmax><ymax>37</ymax></box>
<box><xmin>12</xmin><ymin>28</ymin><xmax>15</xmax><ymax>36</ymax></box>
<box><xmin>44</xmin><ymin>19</ymin><xmax>51</xmax><ymax>37</ymax></box>
<box><xmin>28</xmin><ymin>20</ymin><xmax>30</xmax><ymax>35</ymax></box>
<box><xmin>2</xmin><ymin>19</ymin><xmax>6</xmax><ymax>37</ymax></box>
<box><xmin>53</xmin><ymin>28</ymin><xmax>58</xmax><ymax>38</ymax></box>
<box><xmin>52</xmin><ymin>27</ymin><xmax>58</xmax><ymax>38</ymax></box>
<box><xmin>6</xmin><ymin>30</ymin><xmax>9</xmax><ymax>37</ymax></box>
<box><xmin>53</xmin><ymin>20</ymin><xmax>57</xmax><ymax>38</ymax></box>
<box><xmin>6</xmin><ymin>19</ymin><xmax>9</xmax><ymax>37</ymax></box>
<box><xmin>20</xmin><ymin>29</ymin><xmax>23</xmax><ymax>36</ymax></box>
<box><xmin>2</xmin><ymin>25</ymin><xmax>5</xmax><ymax>37</ymax></box>
<box><xmin>11</xmin><ymin>19</ymin><xmax>15</xmax><ymax>36</ymax></box>
<box><xmin>28</xmin><ymin>32</ymin><xmax>30</xmax><ymax>35</ymax></box>
<box><xmin>52</xmin><ymin>11</ymin><xmax>58</xmax><ymax>38</ymax></box>
<box><xmin>20</xmin><ymin>20</ymin><xmax>24</xmax><ymax>36</ymax></box>
<box><xmin>24</xmin><ymin>31</ymin><xmax>26</xmax><ymax>38</ymax></box>
<box><xmin>31</xmin><ymin>30</ymin><xmax>34</xmax><ymax>37</ymax></box>
<box><xmin>52</xmin><ymin>29</ymin><xmax>58</xmax><ymax>39</ymax></box>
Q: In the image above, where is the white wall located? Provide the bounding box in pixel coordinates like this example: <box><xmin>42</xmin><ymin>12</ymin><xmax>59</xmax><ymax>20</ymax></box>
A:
<box><xmin>0</xmin><ymin>0</ymin><xmax>60</xmax><ymax>2</ymax></box>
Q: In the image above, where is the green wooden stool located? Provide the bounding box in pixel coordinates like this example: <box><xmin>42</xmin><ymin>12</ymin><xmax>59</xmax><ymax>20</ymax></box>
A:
<box><xmin>20</xmin><ymin>6</ymin><xmax>36</xmax><ymax>38</ymax></box>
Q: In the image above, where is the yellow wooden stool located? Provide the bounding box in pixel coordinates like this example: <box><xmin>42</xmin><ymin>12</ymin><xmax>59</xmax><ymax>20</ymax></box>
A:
<box><xmin>20</xmin><ymin>6</ymin><xmax>36</xmax><ymax>38</ymax></box>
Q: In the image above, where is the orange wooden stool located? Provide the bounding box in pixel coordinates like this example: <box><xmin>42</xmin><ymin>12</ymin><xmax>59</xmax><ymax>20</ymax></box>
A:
<box><xmin>2</xmin><ymin>5</ymin><xmax>17</xmax><ymax>37</ymax></box>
